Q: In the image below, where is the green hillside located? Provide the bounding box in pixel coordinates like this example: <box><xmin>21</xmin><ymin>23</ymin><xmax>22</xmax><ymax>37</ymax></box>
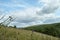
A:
<box><xmin>0</xmin><ymin>25</ymin><xmax>60</xmax><ymax>40</ymax></box>
<box><xmin>24</xmin><ymin>23</ymin><xmax>60</xmax><ymax>38</ymax></box>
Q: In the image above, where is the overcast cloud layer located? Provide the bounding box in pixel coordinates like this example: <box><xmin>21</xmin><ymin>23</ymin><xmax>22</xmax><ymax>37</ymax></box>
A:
<box><xmin>0</xmin><ymin>0</ymin><xmax>60</xmax><ymax>27</ymax></box>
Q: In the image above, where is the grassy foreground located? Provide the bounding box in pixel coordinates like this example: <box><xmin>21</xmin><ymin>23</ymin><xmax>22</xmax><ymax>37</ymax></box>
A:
<box><xmin>0</xmin><ymin>26</ymin><xmax>60</xmax><ymax>40</ymax></box>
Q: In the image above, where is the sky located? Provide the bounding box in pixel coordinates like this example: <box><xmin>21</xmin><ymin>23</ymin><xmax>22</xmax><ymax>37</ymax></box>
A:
<box><xmin>0</xmin><ymin>0</ymin><xmax>60</xmax><ymax>28</ymax></box>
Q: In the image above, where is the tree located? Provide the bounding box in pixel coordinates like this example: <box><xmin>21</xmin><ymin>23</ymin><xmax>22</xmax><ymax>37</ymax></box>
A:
<box><xmin>14</xmin><ymin>25</ymin><xmax>16</xmax><ymax>28</ymax></box>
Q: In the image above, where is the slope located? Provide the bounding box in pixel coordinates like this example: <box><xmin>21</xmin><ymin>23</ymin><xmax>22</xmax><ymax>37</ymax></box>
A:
<box><xmin>24</xmin><ymin>23</ymin><xmax>60</xmax><ymax>38</ymax></box>
<box><xmin>0</xmin><ymin>25</ymin><xmax>60</xmax><ymax>40</ymax></box>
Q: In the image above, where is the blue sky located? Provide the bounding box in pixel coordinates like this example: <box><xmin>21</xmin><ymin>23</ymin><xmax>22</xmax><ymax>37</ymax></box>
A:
<box><xmin>0</xmin><ymin>0</ymin><xmax>60</xmax><ymax>28</ymax></box>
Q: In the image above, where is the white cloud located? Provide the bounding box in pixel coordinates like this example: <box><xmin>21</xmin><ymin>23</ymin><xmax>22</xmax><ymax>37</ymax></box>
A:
<box><xmin>38</xmin><ymin>0</ymin><xmax>60</xmax><ymax>15</ymax></box>
<box><xmin>38</xmin><ymin>0</ymin><xmax>60</xmax><ymax>5</ymax></box>
<box><xmin>0</xmin><ymin>0</ymin><xmax>60</xmax><ymax>27</ymax></box>
<box><xmin>8</xmin><ymin>6</ymin><xmax>60</xmax><ymax>27</ymax></box>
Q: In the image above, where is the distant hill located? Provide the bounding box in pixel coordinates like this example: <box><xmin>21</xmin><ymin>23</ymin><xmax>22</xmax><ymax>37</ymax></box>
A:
<box><xmin>24</xmin><ymin>23</ymin><xmax>60</xmax><ymax>38</ymax></box>
<box><xmin>0</xmin><ymin>25</ymin><xmax>60</xmax><ymax>40</ymax></box>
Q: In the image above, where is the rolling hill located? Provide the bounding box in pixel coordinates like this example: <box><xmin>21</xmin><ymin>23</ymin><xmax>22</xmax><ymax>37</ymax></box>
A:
<box><xmin>0</xmin><ymin>25</ymin><xmax>60</xmax><ymax>40</ymax></box>
<box><xmin>24</xmin><ymin>23</ymin><xmax>60</xmax><ymax>38</ymax></box>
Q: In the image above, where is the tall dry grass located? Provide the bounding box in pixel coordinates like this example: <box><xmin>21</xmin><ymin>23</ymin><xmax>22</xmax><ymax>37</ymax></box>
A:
<box><xmin>0</xmin><ymin>26</ymin><xmax>60</xmax><ymax>40</ymax></box>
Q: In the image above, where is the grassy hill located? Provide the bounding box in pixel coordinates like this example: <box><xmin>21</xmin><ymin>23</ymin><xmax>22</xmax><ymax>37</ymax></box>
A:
<box><xmin>24</xmin><ymin>23</ymin><xmax>60</xmax><ymax>38</ymax></box>
<box><xmin>0</xmin><ymin>25</ymin><xmax>60</xmax><ymax>40</ymax></box>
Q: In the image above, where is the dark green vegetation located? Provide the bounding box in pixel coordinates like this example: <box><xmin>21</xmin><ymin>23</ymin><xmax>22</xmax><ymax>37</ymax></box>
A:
<box><xmin>0</xmin><ymin>25</ymin><xmax>60</xmax><ymax>40</ymax></box>
<box><xmin>24</xmin><ymin>23</ymin><xmax>60</xmax><ymax>38</ymax></box>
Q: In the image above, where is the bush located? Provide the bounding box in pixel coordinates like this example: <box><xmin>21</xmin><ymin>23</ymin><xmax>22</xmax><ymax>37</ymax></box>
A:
<box><xmin>14</xmin><ymin>25</ymin><xmax>16</xmax><ymax>28</ymax></box>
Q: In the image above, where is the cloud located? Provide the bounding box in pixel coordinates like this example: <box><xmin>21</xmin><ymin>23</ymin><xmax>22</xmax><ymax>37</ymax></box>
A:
<box><xmin>0</xmin><ymin>0</ymin><xmax>60</xmax><ymax>27</ymax></box>
<box><xmin>43</xmin><ymin>16</ymin><xmax>60</xmax><ymax>23</ymax></box>
<box><xmin>9</xmin><ymin>6</ymin><xmax>60</xmax><ymax>27</ymax></box>
<box><xmin>37</xmin><ymin>0</ymin><xmax>60</xmax><ymax>15</ymax></box>
<box><xmin>2</xmin><ymin>7</ymin><xmax>60</xmax><ymax>27</ymax></box>
<box><xmin>11</xmin><ymin>7</ymin><xmax>40</xmax><ymax>23</ymax></box>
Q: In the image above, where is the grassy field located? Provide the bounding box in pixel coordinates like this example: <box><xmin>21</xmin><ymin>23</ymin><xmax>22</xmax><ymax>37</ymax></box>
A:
<box><xmin>24</xmin><ymin>23</ymin><xmax>60</xmax><ymax>38</ymax></box>
<box><xmin>0</xmin><ymin>26</ymin><xmax>60</xmax><ymax>40</ymax></box>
